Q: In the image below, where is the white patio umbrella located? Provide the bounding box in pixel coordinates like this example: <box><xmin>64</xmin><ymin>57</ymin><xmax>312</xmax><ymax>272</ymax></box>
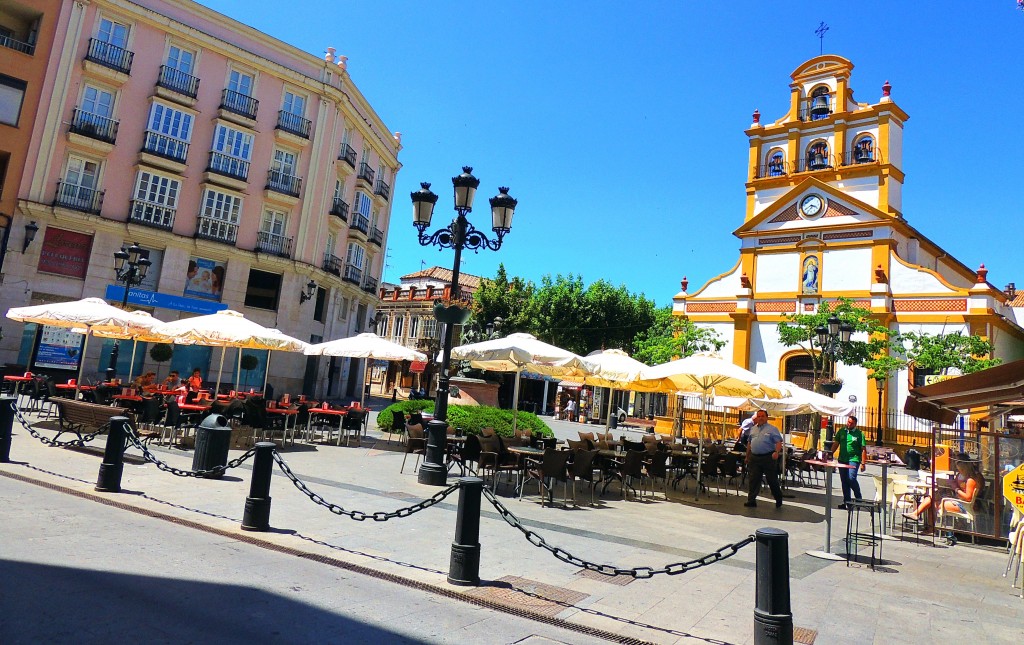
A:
<box><xmin>305</xmin><ymin>332</ymin><xmax>426</xmax><ymax>407</ymax></box>
<box><xmin>578</xmin><ymin>349</ymin><xmax>660</xmax><ymax>428</ymax></box>
<box><xmin>84</xmin><ymin>311</ymin><xmax>177</xmax><ymax>383</ymax></box>
<box><xmin>150</xmin><ymin>310</ymin><xmax>307</xmax><ymax>395</ymax></box>
<box><xmin>6</xmin><ymin>297</ymin><xmax>163</xmax><ymax>398</ymax></box>
<box><xmin>451</xmin><ymin>332</ymin><xmax>589</xmax><ymax>433</ymax></box>
<box><xmin>636</xmin><ymin>353</ymin><xmax>788</xmax><ymax>499</ymax></box>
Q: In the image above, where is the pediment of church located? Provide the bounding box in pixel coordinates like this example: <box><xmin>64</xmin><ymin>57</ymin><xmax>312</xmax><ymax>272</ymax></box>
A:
<box><xmin>734</xmin><ymin>177</ymin><xmax>892</xmax><ymax>238</ymax></box>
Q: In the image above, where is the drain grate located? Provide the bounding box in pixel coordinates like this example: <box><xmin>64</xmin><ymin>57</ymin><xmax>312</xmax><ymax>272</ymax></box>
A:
<box><xmin>575</xmin><ymin>568</ymin><xmax>634</xmax><ymax>586</ymax></box>
<box><xmin>465</xmin><ymin>576</ymin><xmax>588</xmax><ymax>618</ymax></box>
<box><xmin>794</xmin><ymin>626</ymin><xmax>818</xmax><ymax>644</ymax></box>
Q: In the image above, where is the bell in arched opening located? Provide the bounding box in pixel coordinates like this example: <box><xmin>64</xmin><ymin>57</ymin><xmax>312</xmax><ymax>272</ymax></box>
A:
<box><xmin>808</xmin><ymin>148</ymin><xmax>829</xmax><ymax>170</ymax></box>
<box><xmin>809</xmin><ymin>93</ymin><xmax>830</xmax><ymax>120</ymax></box>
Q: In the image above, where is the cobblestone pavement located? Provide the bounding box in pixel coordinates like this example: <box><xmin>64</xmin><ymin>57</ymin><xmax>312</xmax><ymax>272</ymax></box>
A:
<box><xmin>2</xmin><ymin>406</ymin><xmax>1021</xmax><ymax>644</ymax></box>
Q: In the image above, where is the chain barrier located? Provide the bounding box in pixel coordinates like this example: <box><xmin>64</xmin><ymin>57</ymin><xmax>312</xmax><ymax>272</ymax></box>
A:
<box><xmin>122</xmin><ymin>425</ymin><xmax>256</xmax><ymax>478</ymax></box>
<box><xmin>482</xmin><ymin>487</ymin><xmax>755</xmax><ymax>578</ymax></box>
<box><xmin>273</xmin><ymin>450</ymin><xmax>460</xmax><ymax>521</ymax></box>
<box><xmin>12</xmin><ymin>403</ymin><xmax>109</xmax><ymax>448</ymax></box>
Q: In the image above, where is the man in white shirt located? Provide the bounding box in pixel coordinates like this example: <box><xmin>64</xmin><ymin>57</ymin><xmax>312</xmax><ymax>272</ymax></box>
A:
<box><xmin>744</xmin><ymin>409</ymin><xmax>785</xmax><ymax>509</ymax></box>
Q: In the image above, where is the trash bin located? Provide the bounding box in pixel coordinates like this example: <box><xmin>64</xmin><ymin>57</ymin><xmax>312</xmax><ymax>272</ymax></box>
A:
<box><xmin>609</xmin><ymin>414</ymin><xmax>618</xmax><ymax>430</ymax></box>
<box><xmin>904</xmin><ymin>448</ymin><xmax>921</xmax><ymax>471</ymax></box>
<box><xmin>192</xmin><ymin>413</ymin><xmax>232</xmax><ymax>479</ymax></box>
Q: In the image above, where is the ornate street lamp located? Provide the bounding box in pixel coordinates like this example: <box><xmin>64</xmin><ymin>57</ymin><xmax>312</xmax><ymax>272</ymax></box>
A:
<box><xmin>873</xmin><ymin>375</ymin><xmax>886</xmax><ymax>446</ymax></box>
<box><xmin>411</xmin><ymin>166</ymin><xmax>517</xmax><ymax>486</ymax></box>
<box><xmin>814</xmin><ymin>315</ymin><xmax>853</xmax><ymax>450</ymax></box>
<box><xmin>107</xmin><ymin>242</ymin><xmax>152</xmax><ymax>378</ymax></box>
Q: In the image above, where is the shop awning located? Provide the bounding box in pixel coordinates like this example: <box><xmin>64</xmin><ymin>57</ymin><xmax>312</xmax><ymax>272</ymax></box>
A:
<box><xmin>410</xmin><ymin>361</ymin><xmax>427</xmax><ymax>373</ymax></box>
<box><xmin>558</xmin><ymin>380</ymin><xmax>584</xmax><ymax>389</ymax></box>
<box><xmin>904</xmin><ymin>358</ymin><xmax>1024</xmax><ymax>424</ymax></box>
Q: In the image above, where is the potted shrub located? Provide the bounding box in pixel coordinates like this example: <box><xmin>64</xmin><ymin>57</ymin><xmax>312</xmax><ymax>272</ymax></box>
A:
<box><xmin>816</xmin><ymin>377</ymin><xmax>844</xmax><ymax>395</ymax></box>
<box><xmin>149</xmin><ymin>343</ymin><xmax>173</xmax><ymax>379</ymax></box>
<box><xmin>240</xmin><ymin>353</ymin><xmax>259</xmax><ymax>388</ymax></box>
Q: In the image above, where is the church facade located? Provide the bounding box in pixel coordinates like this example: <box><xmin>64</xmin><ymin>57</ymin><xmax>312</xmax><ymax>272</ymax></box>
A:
<box><xmin>673</xmin><ymin>56</ymin><xmax>1024</xmax><ymax>421</ymax></box>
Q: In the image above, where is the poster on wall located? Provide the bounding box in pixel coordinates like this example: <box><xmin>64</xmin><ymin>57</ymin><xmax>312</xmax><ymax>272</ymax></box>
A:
<box><xmin>37</xmin><ymin>228</ymin><xmax>93</xmax><ymax>279</ymax></box>
<box><xmin>136</xmin><ymin>247</ymin><xmax>163</xmax><ymax>292</ymax></box>
<box><xmin>184</xmin><ymin>256</ymin><xmax>226</xmax><ymax>301</ymax></box>
<box><xmin>34</xmin><ymin>325</ymin><xmax>84</xmax><ymax>370</ymax></box>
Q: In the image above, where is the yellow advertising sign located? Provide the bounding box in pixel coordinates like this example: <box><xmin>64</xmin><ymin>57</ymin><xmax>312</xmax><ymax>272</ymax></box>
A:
<box><xmin>1003</xmin><ymin>463</ymin><xmax>1024</xmax><ymax>516</ymax></box>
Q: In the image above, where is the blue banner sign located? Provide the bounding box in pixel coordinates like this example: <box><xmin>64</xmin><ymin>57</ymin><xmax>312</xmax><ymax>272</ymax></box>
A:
<box><xmin>105</xmin><ymin>285</ymin><xmax>229</xmax><ymax>315</ymax></box>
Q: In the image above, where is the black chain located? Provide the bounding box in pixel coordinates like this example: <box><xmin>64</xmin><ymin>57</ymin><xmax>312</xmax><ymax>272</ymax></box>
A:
<box><xmin>123</xmin><ymin>426</ymin><xmax>256</xmax><ymax>478</ymax></box>
<box><xmin>12</xmin><ymin>403</ymin><xmax>109</xmax><ymax>447</ymax></box>
<box><xmin>482</xmin><ymin>487</ymin><xmax>755</xmax><ymax>578</ymax></box>
<box><xmin>273</xmin><ymin>451</ymin><xmax>460</xmax><ymax>521</ymax></box>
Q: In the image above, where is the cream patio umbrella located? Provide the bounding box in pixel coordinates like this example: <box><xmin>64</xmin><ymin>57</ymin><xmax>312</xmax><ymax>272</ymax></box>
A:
<box><xmin>83</xmin><ymin>311</ymin><xmax>180</xmax><ymax>383</ymax></box>
<box><xmin>451</xmin><ymin>332</ymin><xmax>590</xmax><ymax>434</ymax></box>
<box><xmin>636</xmin><ymin>353</ymin><xmax>788</xmax><ymax>499</ymax></box>
<box><xmin>6</xmin><ymin>297</ymin><xmax>164</xmax><ymax>398</ymax></box>
<box><xmin>304</xmin><ymin>332</ymin><xmax>427</xmax><ymax>407</ymax></box>
<box><xmin>577</xmin><ymin>349</ymin><xmax>662</xmax><ymax>429</ymax></box>
<box><xmin>150</xmin><ymin>310</ymin><xmax>307</xmax><ymax>395</ymax></box>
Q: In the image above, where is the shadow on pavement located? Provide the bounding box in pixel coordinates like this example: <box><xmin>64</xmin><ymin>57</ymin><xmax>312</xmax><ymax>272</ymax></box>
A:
<box><xmin>0</xmin><ymin>559</ymin><xmax>433</xmax><ymax>644</ymax></box>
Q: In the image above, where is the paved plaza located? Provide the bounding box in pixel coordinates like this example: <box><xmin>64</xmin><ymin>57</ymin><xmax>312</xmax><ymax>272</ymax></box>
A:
<box><xmin>2</xmin><ymin>406</ymin><xmax>1022</xmax><ymax>644</ymax></box>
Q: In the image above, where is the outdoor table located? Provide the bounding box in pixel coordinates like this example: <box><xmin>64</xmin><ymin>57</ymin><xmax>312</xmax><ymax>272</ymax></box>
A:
<box><xmin>267</xmin><ymin>407</ymin><xmax>299</xmax><ymax>445</ymax></box>
<box><xmin>805</xmin><ymin>459</ymin><xmax>858</xmax><ymax>560</ymax></box>
<box><xmin>307</xmin><ymin>407</ymin><xmax>347</xmax><ymax>444</ymax></box>
<box><xmin>4</xmin><ymin>375</ymin><xmax>33</xmax><ymax>407</ymax></box>
<box><xmin>55</xmin><ymin>383</ymin><xmax>95</xmax><ymax>398</ymax></box>
<box><xmin>507</xmin><ymin>445</ymin><xmax>545</xmax><ymax>496</ymax></box>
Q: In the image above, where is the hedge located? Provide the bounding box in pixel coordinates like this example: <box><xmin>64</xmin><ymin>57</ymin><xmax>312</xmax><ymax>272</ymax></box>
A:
<box><xmin>376</xmin><ymin>402</ymin><xmax>552</xmax><ymax>438</ymax></box>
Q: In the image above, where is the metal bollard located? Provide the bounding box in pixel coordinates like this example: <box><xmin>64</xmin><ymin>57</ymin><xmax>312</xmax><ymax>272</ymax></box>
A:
<box><xmin>95</xmin><ymin>416</ymin><xmax>130</xmax><ymax>492</ymax></box>
<box><xmin>448</xmin><ymin>477</ymin><xmax>483</xmax><ymax>586</ymax></box>
<box><xmin>754</xmin><ymin>527</ymin><xmax>793</xmax><ymax>645</ymax></box>
<box><xmin>0</xmin><ymin>396</ymin><xmax>16</xmax><ymax>463</ymax></box>
<box><xmin>241</xmin><ymin>442</ymin><xmax>276</xmax><ymax>531</ymax></box>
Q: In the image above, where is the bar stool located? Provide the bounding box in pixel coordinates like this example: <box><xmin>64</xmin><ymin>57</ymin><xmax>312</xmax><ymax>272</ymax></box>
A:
<box><xmin>845</xmin><ymin>499</ymin><xmax>882</xmax><ymax>569</ymax></box>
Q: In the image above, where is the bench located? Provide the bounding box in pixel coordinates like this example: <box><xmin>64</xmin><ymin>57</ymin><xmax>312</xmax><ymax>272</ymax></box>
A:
<box><xmin>54</xmin><ymin>399</ymin><xmax>133</xmax><ymax>443</ymax></box>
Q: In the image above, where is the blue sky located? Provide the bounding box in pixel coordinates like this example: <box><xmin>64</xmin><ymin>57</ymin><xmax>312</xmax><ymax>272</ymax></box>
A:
<box><xmin>203</xmin><ymin>0</ymin><xmax>1023</xmax><ymax>306</ymax></box>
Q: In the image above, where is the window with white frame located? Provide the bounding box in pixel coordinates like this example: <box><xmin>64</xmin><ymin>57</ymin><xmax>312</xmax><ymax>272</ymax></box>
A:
<box><xmin>81</xmin><ymin>84</ymin><xmax>114</xmax><ymax>118</ymax></box>
<box><xmin>334</xmin><ymin>178</ymin><xmax>345</xmax><ymax>200</ymax></box>
<box><xmin>198</xmin><ymin>188</ymin><xmax>241</xmax><ymax>241</ymax></box>
<box><xmin>326</xmin><ymin>231</ymin><xmax>337</xmax><ymax>258</ymax></box>
<box><xmin>408</xmin><ymin>316</ymin><xmax>420</xmax><ymax>339</ymax></box>
<box><xmin>271</xmin><ymin>148</ymin><xmax>297</xmax><ymax>176</ymax></box>
<box><xmin>258</xmin><ymin>208</ymin><xmax>288</xmax><ymax>255</ymax></box>
<box><xmin>392</xmin><ymin>315</ymin><xmax>404</xmax><ymax>340</ymax></box>
<box><xmin>346</xmin><ymin>242</ymin><xmax>364</xmax><ymax>269</ymax></box>
<box><xmin>282</xmin><ymin>91</ymin><xmax>305</xmax><ymax>116</ymax></box>
<box><xmin>144</xmin><ymin>102</ymin><xmax>192</xmax><ymax>161</ymax></box>
<box><xmin>96</xmin><ymin>17</ymin><xmax>129</xmax><ymax>48</ymax></box>
<box><xmin>57</xmin><ymin>155</ymin><xmax>100</xmax><ymax>209</ymax></box>
<box><xmin>423</xmin><ymin>318</ymin><xmax>438</xmax><ymax>340</ymax></box>
<box><xmin>166</xmin><ymin>45</ymin><xmax>195</xmax><ymax>74</ymax></box>
<box><xmin>131</xmin><ymin>170</ymin><xmax>179</xmax><ymax>228</ymax></box>
<box><xmin>209</xmin><ymin>123</ymin><xmax>252</xmax><ymax>178</ymax></box>
<box><xmin>0</xmin><ymin>74</ymin><xmax>26</xmax><ymax>126</ymax></box>
<box><xmin>228</xmin><ymin>69</ymin><xmax>253</xmax><ymax>96</ymax></box>
<box><xmin>354</xmin><ymin>191</ymin><xmax>372</xmax><ymax>217</ymax></box>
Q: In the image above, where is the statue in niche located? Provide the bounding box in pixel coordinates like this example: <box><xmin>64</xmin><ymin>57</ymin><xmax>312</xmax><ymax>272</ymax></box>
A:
<box><xmin>802</xmin><ymin>255</ymin><xmax>819</xmax><ymax>294</ymax></box>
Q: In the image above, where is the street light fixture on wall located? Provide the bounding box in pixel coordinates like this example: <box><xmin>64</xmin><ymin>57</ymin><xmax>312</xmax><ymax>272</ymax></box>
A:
<box><xmin>411</xmin><ymin>166</ymin><xmax>517</xmax><ymax>486</ymax></box>
<box><xmin>299</xmin><ymin>279</ymin><xmax>317</xmax><ymax>304</ymax></box>
<box><xmin>22</xmin><ymin>221</ymin><xmax>39</xmax><ymax>252</ymax></box>
<box><xmin>107</xmin><ymin>242</ymin><xmax>152</xmax><ymax>379</ymax></box>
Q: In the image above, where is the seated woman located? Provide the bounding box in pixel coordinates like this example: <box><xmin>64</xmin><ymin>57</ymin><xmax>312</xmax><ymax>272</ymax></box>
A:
<box><xmin>903</xmin><ymin>455</ymin><xmax>984</xmax><ymax>532</ymax></box>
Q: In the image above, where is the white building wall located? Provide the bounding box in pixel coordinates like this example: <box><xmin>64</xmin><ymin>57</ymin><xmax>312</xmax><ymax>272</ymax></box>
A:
<box><xmin>701</xmin><ymin>322</ymin><xmax>734</xmax><ymax>364</ymax></box>
<box><xmin>821</xmin><ymin>247</ymin><xmax>872</xmax><ymax>292</ymax></box>
<box><xmin>756</xmin><ymin>253</ymin><xmax>799</xmax><ymax>292</ymax></box>
<box><xmin>694</xmin><ymin>264</ymin><xmax>742</xmax><ymax>299</ymax></box>
<box><xmin>892</xmin><ymin>322</ymin><xmax>969</xmax><ymax>408</ymax></box>
<box><xmin>799</xmin><ymin>132</ymin><xmax>835</xmax><ymax>158</ymax></box>
<box><xmin>833</xmin><ymin>176</ymin><xmax>880</xmax><ymax>209</ymax></box>
<box><xmin>749</xmin><ymin>322</ymin><xmax>788</xmax><ymax>382</ymax></box>
<box><xmin>888</xmin><ymin>120</ymin><xmax>903</xmax><ymax>169</ymax></box>
<box><xmin>753</xmin><ymin>186</ymin><xmax>790</xmax><ymax>216</ymax></box>
<box><xmin>889</xmin><ymin>254</ymin><xmax>958</xmax><ymax>294</ymax></box>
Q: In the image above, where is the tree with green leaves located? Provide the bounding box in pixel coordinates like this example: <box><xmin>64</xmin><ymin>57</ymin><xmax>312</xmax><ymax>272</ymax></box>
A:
<box><xmin>894</xmin><ymin>330</ymin><xmax>1000</xmax><ymax>376</ymax></box>
<box><xmin>776</xmin><ymin>298</ymin><xmax>893</xmax><ymax>385</ymax></box>
<box><xmin>631</xmin><ymin>307</ymin><xmax>725</xmax><ymax>365</ymax></box>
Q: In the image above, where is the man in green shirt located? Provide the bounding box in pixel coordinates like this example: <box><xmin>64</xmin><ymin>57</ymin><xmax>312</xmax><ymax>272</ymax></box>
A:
<box><xmin>832</xmin><ymin>415</ymin><xmax>867</xmax><ymax>510</ymax></box>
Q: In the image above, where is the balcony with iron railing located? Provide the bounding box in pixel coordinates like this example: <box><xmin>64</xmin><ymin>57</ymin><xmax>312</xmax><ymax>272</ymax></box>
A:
<box><xmin>0</xmin><ymin>32</ymin><xmax>34</xmax><ymax>55</ymax></box>
<box><xmin>330</xmin><ymin>197</ymin><xmax>349</xmax><ymax>222</ymax></box>
<box><xmin>220</xmin><ymin>89</ymin><xmax>259</xmax><ymax>120</ymax></box>
<box><xmin>362</xmin><ymin>275</ymin><xmax>378</xmax><ymax>294</ymax></box>
<box><xmin>85</xmin><ymin>38</ymin><xmax>133</xmax><ymax>75</ymax></box>
<box><xmin>369</xmin><ymin>227</ymin><xmax>383</xmax><ymax>247</ymax></box>
<box><xmin>255</xmin><ymin>231</ymin><xmax>293</xmax><ymax>258</ymax></box>
<box><xmin>276</xmin><ymin>110</ymin><xmax>311</xmax><ymax>139</ymax></box>
<box><xmin>70</xmin><ymin>108</ymin><xmax>118</xmax><ymax>144</ymax></box>
<box><xmin>142</xmin><ymin>131</ymin><xmax>189</xmax><ymax>163</ymax></box>
<box><xmin>322</xmin><ymin>254</ymin><xmax>343</xmax><ymax>276</ymax></box>
<box><xmin>129</xmin><ymin>199</ymin><xmax>175</xmax><ymax>231</ymax></box>
<box><xmin>351</xmin><ymin>212</ymin><xmax>370</xmax><ymax>236</ymax></box>
<box><xmin>54</xmin><ymin>180</ymin><xmax>103</xmax><ymax>214</ymax></box>
<box><xmin>157</xmin><ymin>65</ymin><xmax>200</xmax><ymax>98</ymax></box>
<box><xmin>374</xmin><ymin>179</ymin><xmax>390</xmax><ymax>201</ymax></box>
<box><xmin>207</xmin><ymin>151</ymin><xmax>250</xmax><ymax>181</ymax></box>
<box><xmin>357</xmin><ymin>162</ymin><xmax>375</xmax><ymax>185</ymax></box>
<box><xmin>752</xmin><ymin>161</ymin><xmax>791</xmax><ymax>179</ymax></box>
<box><xmin>266</xmin><ymin>169</ymin><xmax>302</xmax><ymax>197</ymax></box>
<box><xmin>338</xmin><ymin>143</ymin><xmax>356</xmax><ymax>167</ymax></box>
<box><xmin>795</xmin><ymin>154</ymin><xmax>835</xmax><ymax>173</ymax></box>
<box><xmin>195</xmin><ymin>215</ymin><xmax>238</xmax><ymax>245</ymax></box>
<box><xmin>839</xmin><ymin>148</ymin><xmax>879</xmax><ymax>167</ymax></box>
<box><xmin>343</xmin><ymin>263</ymin><xmax>363</xmax><ymax>286</ymax></box>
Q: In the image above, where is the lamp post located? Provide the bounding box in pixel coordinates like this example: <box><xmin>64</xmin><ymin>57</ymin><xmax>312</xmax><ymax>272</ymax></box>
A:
<box><xmin>873</xmin><ymin>376</ymin><xmax>885</xmax><ymax>446</ymax></box>
<box><xmin>815</xmin><ymin>315</ymin><xmax>853</xmax><ymax>450</ymax></box>
<box><xmin>106</xmin><ymin>242</ymin><xmax>152</xmax><ymax>379</ymax></box>
<box><xmin>485</xmin><ymin>316</ymin><xmax>504</xmax><ymax>340</ymax></box>
<box><xmin>411</xmin><ymin>166</ymin><xmax>517</xmax><ymax>486</ymax></box>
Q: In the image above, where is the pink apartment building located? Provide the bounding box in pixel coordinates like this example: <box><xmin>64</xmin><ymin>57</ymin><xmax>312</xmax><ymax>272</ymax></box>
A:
<box><xmin>3</xmin><ymin>0</ymin><xmax>400</xmax><ymax>398</ymax></box>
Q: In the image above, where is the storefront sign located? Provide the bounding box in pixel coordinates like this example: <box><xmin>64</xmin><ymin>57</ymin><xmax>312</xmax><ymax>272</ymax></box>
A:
<box><xmin>1004</xmin><ymin>463</ymin><xmax>1024</xmax><ymax>516</ymax></box>
<box><xmin>34</xmin><ymin>325</ymin><xmax>84</xmax><ymax>370</ymax></box>
<box><xmin>105</xmin><ymin>285</ymin><xmax>228</xmax><ymax>315</ymax></box>
<box><xmin>184</xmin><ymin>256</ymin><xmax>226</xmax><ymax>301</ymax></box>
<box><xmin>37</xmin><ymin>228</ymin><xmax>93</xmax><ymax>279</ymax></box>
